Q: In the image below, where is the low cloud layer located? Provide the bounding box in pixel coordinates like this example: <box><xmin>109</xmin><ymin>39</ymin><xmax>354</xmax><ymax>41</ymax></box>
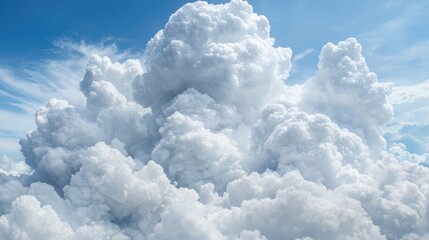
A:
<box><xmin>1</xmin><ymin>0</ymin><xmax>429</xmax><ymax>239</ymax></box>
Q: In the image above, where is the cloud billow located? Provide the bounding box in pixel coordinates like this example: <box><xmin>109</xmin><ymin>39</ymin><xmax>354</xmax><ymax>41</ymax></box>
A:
<box><xmin>1</xmin><ymin>0</ymin><xmax>428</xmax><ymax>239</ymax></box>
<box><xmin>132</xmin><ymin>0</ymin><xmax>292</xmax><ymax>122</ymax></box>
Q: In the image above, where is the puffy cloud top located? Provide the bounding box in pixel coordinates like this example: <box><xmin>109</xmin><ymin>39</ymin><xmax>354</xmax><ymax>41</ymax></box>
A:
<box><xmin>301</xmin><ymin>38</ymin><xmax>393</xmax><ymax>156</ymax></box>
<box><xmin>133</xmin><ymin>0</ymin><xmax>292</xmax><ymax>121</ymax></box>
<box><xmin>81</xmin><ymin>55</ymin><xmax>143</xmax><ymax>101</ymax></box>
<box><xmin>250</xmin><ymin>104</ymin><xmax>371</xmax><ymax>188</ymax></box>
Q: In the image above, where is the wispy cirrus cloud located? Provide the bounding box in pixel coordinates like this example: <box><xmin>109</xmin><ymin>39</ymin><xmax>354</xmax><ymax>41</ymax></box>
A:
<box><xmin>287</xmin><ymin>48</ymin><xmax>315</xmax><ymax>84</ymax></box>
<box><xmin>387</xmin><ymin>79</ymin><xmax>429</xmax><ymax>154</ymax></box>
<box><xmin>358</xmin><ymin>0</ymin><xmax>429</xmax><ymax>84</ymax></box>
<box><xmin>355</xmin><ymin>1</ymin><xmax>429</xmax><ymax>155</ymax></box>
<box><xmin>292</xmin><ymin>48</ymin><xmax>314</xmax><ymax>63</ymax></box>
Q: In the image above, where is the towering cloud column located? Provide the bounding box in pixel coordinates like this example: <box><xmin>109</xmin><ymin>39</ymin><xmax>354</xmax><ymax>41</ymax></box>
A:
<box><xmin>133</xmin><ymin>0</ymin><xmax>292</xmax><ymax>122</ymax></box>
<box><xmin>301</xmin><ymin>38</ymin><xmax>393</xmax><ymax>156</ymax></box>
<box><xmin>132</xmin><ymin>0</ymin><xmax>292</xmax><ymax>190</ymax></box>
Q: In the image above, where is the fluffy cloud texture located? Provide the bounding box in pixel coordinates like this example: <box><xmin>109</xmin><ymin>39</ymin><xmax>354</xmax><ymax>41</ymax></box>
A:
<box><xmin>1</xmin><ymin>0</ymin><xmax>429</xmax><ymax>239</ymax></box>
<box><xmin>132</xmin><ymin>0</ymin><xmax>291</xmax><ymax>122</ymax></box>
<box><xmin>300</xmin><ymin>38</ymin><xmax>393</xmax><ymax>157</ymax></box>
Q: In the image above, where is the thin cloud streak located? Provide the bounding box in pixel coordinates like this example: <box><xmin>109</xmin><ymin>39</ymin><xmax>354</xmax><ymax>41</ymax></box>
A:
<box><xmin>358</xmin><ymin>0</ymin><xmax>429</xmax><ymax>84</ymax></box>
<box><xmin>292</xmin><ymin>48</ymin><xmax>314</xmax><ymax>62</ymax></box>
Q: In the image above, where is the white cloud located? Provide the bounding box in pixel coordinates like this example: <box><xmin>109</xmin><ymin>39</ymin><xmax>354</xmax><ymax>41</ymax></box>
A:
<box><xmin>152</xmin><ymin>111</ymin><xmax>245</xmax><ymax>191</ymax></box>
<box><xmin>219</xmin><ymin>171</ymin><xmax>385</xmax><ymax>240</ymax></box>
<box><xmin>132</xmin><ymin>0</ymin><xmax>292</xmax><ymax>122</ymax></box>
<box><xmin>250</xmin><ymin>104</ymin><xmax>371</xmax><ymax>188</ymax></box>
<box><xmin>390</xmin><ymin>79</ymin><xmax>429</xmax><ymax>109</ymax></box>
<box><xmin>0</xmin><ymin>39</ymin><xmax>139</xmax><ymax>160</ymax></box>
<box><xmin>292</xmin><ymin>48</ymin><xmax>314</xmax><ymax>62</ymax></box>
<box><xmin>0</xmin><ymin>156</ymin><xmax>30</xmax><ymax>176</ymax></box>
<box><xmin>300</xmin><ymin>38</ymin><xmax>393</xmax><ymax>156</ymax></box>
<box><xmin>386</xmin><ymin>79</ymin><xmax>429</xmax><ymax>154</ymax></box>
<box><xmin>0</xmin><ymin>0</ymin><xmax>428</xmax><ymax>239</ymax></box>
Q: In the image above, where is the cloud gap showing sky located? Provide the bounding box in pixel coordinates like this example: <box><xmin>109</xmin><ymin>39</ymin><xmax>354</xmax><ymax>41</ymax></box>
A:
<box><xmin>0</xmin><ymin>0</ymin><xmax>429</xmax><ymax>239</ymax></box>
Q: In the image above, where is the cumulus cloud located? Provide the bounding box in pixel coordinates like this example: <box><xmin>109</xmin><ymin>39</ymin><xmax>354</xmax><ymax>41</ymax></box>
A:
<box><xmin>0</xmin><ymin>156</ymin><xmax>30</xmax><ymax>176</ymax></box>
<box><xmin>80</xmin><ymin>55</ymin><xmax>143</xmax><ymax>102</ymax></box>
<box><xmin>152</xmin><ymin>111</ymin><xmax>245</xmax><ymax>191</ymax></box>
<box><xmin>133</xmin><ymin>0</ymin><xmax>292</xmax><ymax>122</ymax></box>
<box><xmin>301</xmin><ymin>38</ymin><xmax>393</xmax><ymax>156</ymax></box>
<box><xmin>0</xmin><ymin>0</ymin><xmax>428</xmax><ymax>240</ymax></box>
<box><xmin>0</xmin><ymin>38</ymin><xmax>138</xmax><ymax>160</ymax></box>
<box><xmin>220</xmin><ymin>171</ymin><xmax>385</xmax><ymax>240</ymax></box>
<box><xmin>250</xmin><ymin>104</ymin><xmax>371</xmax><ymax>188</ymax></box>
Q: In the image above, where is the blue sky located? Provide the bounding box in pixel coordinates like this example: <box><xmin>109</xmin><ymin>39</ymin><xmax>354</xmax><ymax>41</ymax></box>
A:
<box><xmin>1</xmin><ymin>0</ymin><xmax>429</xmax><ymax>159</ymax></box>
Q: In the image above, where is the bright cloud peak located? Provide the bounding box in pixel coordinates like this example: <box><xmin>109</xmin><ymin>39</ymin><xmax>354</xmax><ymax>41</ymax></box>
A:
<box><xmin>1</xmin><ymin>1</ymin><xmax>429</xmax><ymax>240</ymax></box>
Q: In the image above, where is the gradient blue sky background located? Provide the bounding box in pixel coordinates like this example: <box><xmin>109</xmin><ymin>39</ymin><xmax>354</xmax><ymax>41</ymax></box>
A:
<box><xmin>1</xmin><ymin>0</ymin><xmax>429</xmax><ymax>159</ymax></box>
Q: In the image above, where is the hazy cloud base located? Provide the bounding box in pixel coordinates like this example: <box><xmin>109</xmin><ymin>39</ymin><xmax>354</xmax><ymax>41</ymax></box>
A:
<box><xmin>1</xmin><ymin>1</ymin><xmax>429</xmax><ymax>239</ymax></box>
